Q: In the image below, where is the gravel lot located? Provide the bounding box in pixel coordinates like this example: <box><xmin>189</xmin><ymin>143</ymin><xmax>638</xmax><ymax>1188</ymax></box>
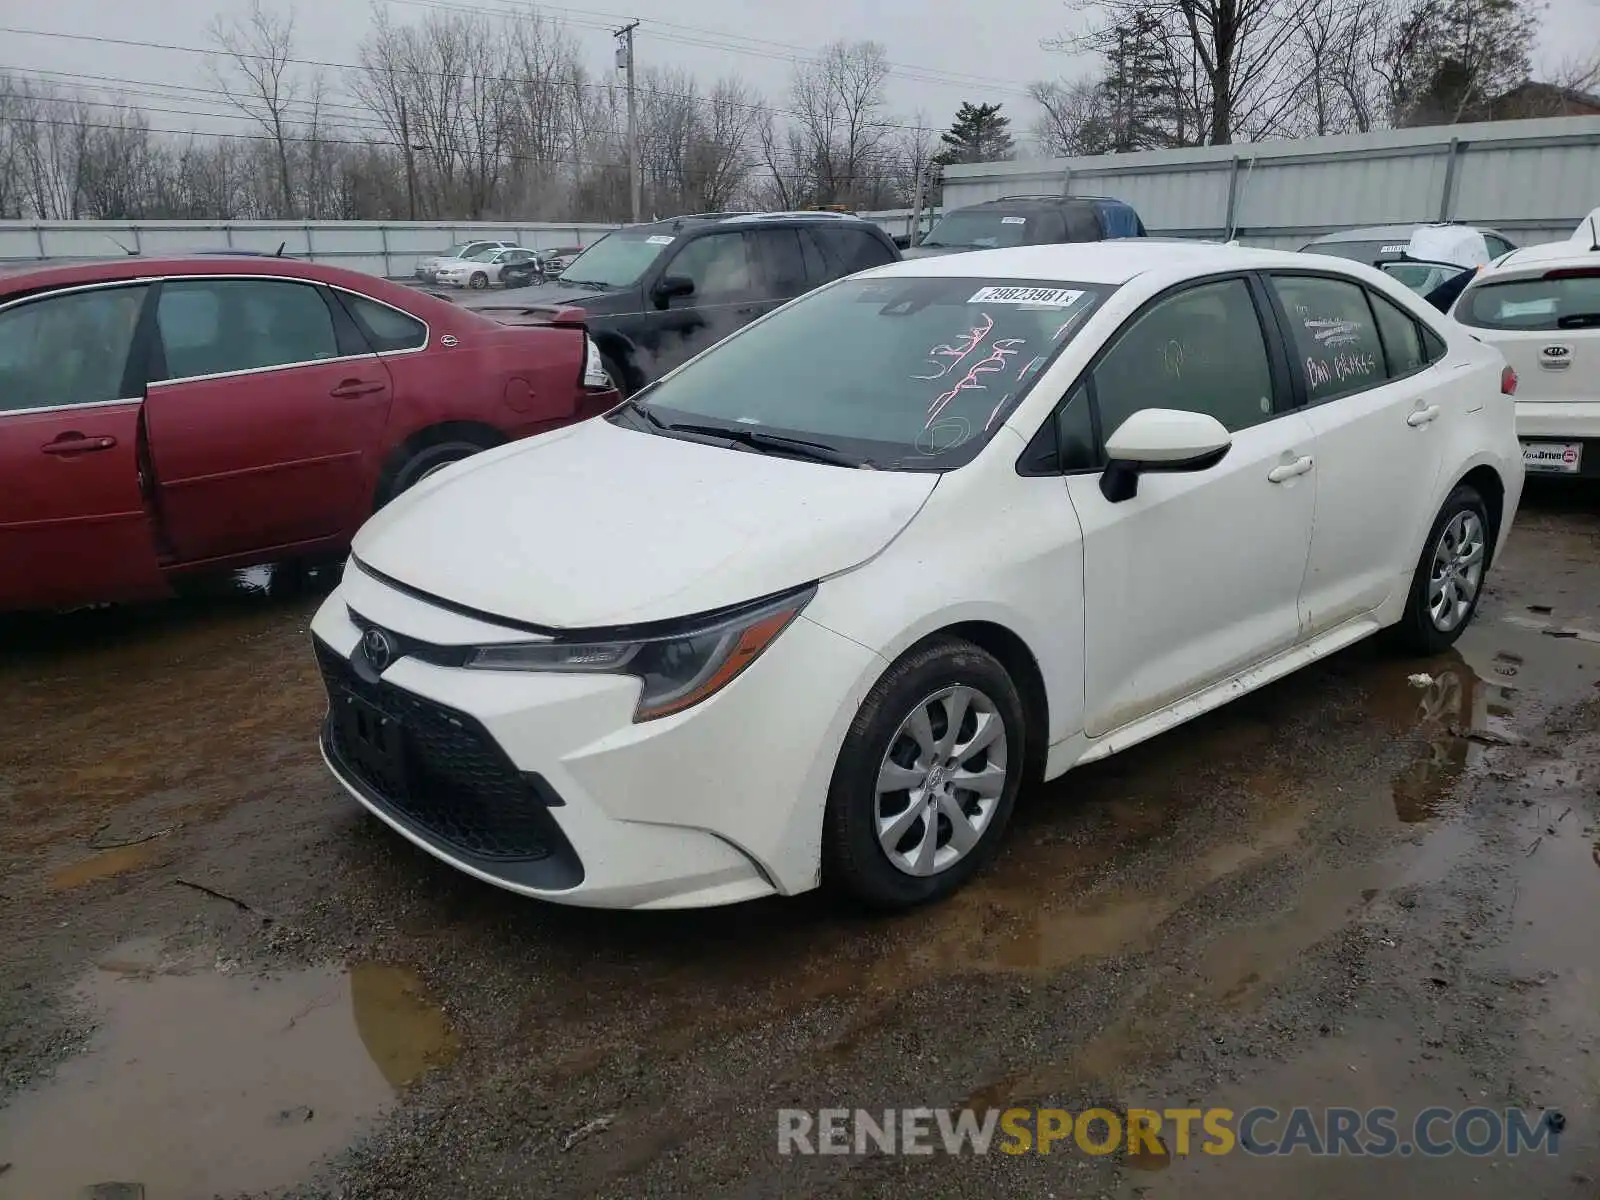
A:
<box><xmin>2</xmin><ymin>488</ymin><xmax>1598</xmax><ymax>1199</ymax></box>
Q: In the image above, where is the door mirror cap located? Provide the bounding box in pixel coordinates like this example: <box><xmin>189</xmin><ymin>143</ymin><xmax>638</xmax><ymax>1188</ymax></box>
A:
<box><xmin>653</xmin><ymin>275</ymin><xmax>695</xmax><ymax>305</ymax></box>
<box><xmin>1100</xmin><ymin>408</ymin><xmax>1232</xmax><ymax>503</ymax></box>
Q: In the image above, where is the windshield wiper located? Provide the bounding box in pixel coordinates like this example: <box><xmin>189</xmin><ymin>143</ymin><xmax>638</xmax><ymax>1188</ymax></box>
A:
<box><xmin>656</xmin><ymin>419</ymin><xmax>868</xmax><ymax>467</ymax></box>
<box><xmin>1556</xmin><ymin>312</ymin><xmax>1600</xmax><ymax>328</ymax></box>
<box><xmin>556</xmin><ymin>277</ymin><xmax>612</xmax><ymax>288</ymax></box>
<box><xmin>625</xmin><ymin>397</ymin><xmax>670</xmax><ymax>430</ymax></box>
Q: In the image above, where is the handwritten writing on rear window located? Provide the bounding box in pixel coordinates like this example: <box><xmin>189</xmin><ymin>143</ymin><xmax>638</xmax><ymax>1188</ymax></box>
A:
<box><xmin>1306</xmin><ymin>351</ymin><xmax>1377</xmax><ymax>391</ymax></box>
<box><xmin>1292</xmin><ymin>301</ymin><xmax>1378</xmax><ymax>391</ymax></box>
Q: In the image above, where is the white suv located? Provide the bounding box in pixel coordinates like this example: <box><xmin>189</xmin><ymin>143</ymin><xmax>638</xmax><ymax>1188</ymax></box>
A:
<box><xmin>1450</xmin><ymin>227</ymin><xmax>1600</xmax><ymax>479</ymax></box>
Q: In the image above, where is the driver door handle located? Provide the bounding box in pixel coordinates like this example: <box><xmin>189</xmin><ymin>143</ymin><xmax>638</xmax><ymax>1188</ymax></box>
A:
<box><xmin>330</xmin><ymin>379</ymin><xmax>387</xmax><ymax>398</ymax></box>
<box><xmin>1267</xmin><ymin>455</ymin><xmax>1314</xmax><ymax>483</ymax></box>
<box><xmin>42</xmin><ymin>434</ymin><xmax>117</xmax><ymax>455</ymax></box>
<box><xmin>1407</xmin><ymin>404</ymin><xmax>1441</xmax><ymax>427</ymax></box>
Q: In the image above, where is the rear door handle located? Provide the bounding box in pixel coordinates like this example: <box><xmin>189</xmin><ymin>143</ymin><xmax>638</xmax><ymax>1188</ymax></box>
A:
<box><xmin>1407</xmin><ymin>405</ymin><xmax>1441</xmax><ymax>427</ymax></box>
<box><xmin>42</xmin><ymin>434</ymin><xmax>117</xmax><ymax>455</ymax></box>
<box><xmin>1267</xmin><ymin>455</ymin><xmax>1314</xmax><ymax>483</ymax></box>
<box><xmin>330</xmin><ymin>380</ymin><xmax>387</xmax><ymax>398</ymax></box>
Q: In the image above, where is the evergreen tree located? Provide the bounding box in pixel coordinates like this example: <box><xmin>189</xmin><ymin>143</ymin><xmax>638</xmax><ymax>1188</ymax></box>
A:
<box><xmin>931</xmin><ymin>102</ymin><xmax>1016</xmax><ymax>166</ymax></box>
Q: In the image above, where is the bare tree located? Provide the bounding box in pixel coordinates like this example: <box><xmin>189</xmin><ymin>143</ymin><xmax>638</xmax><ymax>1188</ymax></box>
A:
<box><xmin>208</xmin><ymin>0</ymin><xmax>304</xmax><ymax>216</ymax></box>
<box><xmin>785</xmin><ymin>41</ymin><xmax>895</xmax><ymax>207</ymax></box>
<box><xmin>1285</xmin><ymin>0</ymin><xmax>1390</xmax><ymax>133</ymax></box>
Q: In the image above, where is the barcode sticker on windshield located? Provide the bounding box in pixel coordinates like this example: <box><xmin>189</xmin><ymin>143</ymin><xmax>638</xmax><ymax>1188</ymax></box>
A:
<box><xmin>967</xmin><ymin>286</ymin><xmax>1084</xmax><ymax>307</ymax></box>
<box><xmin>1001</xmin><ymin>216</ymin><xmax>1027</xmax><ymax>224</ymax></box>
<box><xmin>646</xmin><ymin>235</ymin><xmax>675</xmax><ymax>245</ymax></box>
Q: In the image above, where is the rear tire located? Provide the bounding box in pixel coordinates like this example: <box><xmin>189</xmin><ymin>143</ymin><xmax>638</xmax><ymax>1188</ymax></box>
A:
<box><xmin>1388</xmin><ymin>484</ymin><xmax>1491</xmax><ymax>655</ymax></box>
<box><xmin>822</xmin><ymin>637</ymin><xmax>1025</xmax><ymax>910</ymax></box>
<box><xmin>376</xmin><ymin>436</ymin><xmax>496</xmax><ymax>508</ymax></box>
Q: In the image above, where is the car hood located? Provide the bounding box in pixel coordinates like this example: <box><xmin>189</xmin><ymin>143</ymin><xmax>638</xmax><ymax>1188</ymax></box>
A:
<box><xmin>351</xmin><ymin>417</ymin><xmax>938</xmax><ymax>628</ymax></box>
<box><xmin>500</xmin><ymin>279</ymin><xmax>626</xmax><ymax>306</ymax></box>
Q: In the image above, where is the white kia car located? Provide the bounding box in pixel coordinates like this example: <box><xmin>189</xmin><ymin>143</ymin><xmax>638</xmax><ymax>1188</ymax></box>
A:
<box><xmin>310</xmin><ymin>241</ymin><xmax>1524</xmax><ymax>911</ymax></box>
<box><xmin>1446</xmin><ymin>224</ymin><xmax>1600</xmax><ymax>478</ymax></box>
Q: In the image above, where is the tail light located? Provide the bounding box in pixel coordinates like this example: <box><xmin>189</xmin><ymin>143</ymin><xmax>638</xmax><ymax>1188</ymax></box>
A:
<box><xmin>581</xmin><ymin>335</ymin><xmax>611</xmax><ymax>391</ymax></box>
<box><xmin>1501</xmin><ymin>365</ymin><xmax>1518</xmax><ymax>395</ymax></box>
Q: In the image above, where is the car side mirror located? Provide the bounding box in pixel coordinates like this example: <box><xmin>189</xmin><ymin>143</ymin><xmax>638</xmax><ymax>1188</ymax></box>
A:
<box><xmin>1099</xmin><ymin>408</ymin><xmax>1232</xmax><ymax>503</ymax></box>
<box><xmin>653</xmin><ymin>275</ymin><xmax>695</xmax><ymax>307</ymax></box>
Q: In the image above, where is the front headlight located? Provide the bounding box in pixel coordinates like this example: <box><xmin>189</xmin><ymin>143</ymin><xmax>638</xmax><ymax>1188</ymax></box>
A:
<box><xmin>464</xmin><ymin>586</ymin><xmax>814</xmax><ymax>721</ymax></box>
<box><xmin>582</xmin><ymin>335</ymin><xmax>610</xmax><ymax>390</ymax></box>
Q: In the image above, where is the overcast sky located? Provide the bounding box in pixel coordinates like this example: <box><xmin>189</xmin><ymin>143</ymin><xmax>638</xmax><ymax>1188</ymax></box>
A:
<box><xmin>4</xmin><ymin>0</ymin><xmax>1597</xmax><ymax>152</ymax></box>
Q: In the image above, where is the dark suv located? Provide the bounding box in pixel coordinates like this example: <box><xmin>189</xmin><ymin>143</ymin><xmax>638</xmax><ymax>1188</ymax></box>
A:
<box><xmin>906</xmin><ymin>194</ymin><xmax>1147</xmax><ymax>258</ymax></box>
<box><xmin>482</xmin><ymin>211</ymin><xmax>900</xmax><ymax>394</ymax></box>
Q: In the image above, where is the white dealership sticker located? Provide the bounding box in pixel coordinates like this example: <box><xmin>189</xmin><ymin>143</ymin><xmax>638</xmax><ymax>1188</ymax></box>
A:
<box><xmin>967</xmin><ymin>285</ymin><xmax>1084</xmax><ymax>306</ymax></box>
<box><xmin>1001</xmin><ymin>216</ymin><xmax>1027</xmax><ymax>224</ymax></box>
<box><xmin>645</xmin><ymin>235</ymin><xmax>675</xmax><ymax>245</ymax></box>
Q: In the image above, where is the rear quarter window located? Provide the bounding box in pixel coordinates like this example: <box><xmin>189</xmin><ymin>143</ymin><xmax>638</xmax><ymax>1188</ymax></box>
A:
<box><xmin>1456</xmin><ymin>271</ymin><xmax>1600</xmax><ymax>331</ymax></box>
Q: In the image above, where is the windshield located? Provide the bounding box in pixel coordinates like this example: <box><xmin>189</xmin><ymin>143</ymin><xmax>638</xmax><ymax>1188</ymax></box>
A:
<box><xmin>625</xmin><ymin>276</ymin><xmax>1107</xmax><ymax>469</ymax></box>
<box><xmin>1457</xmin><ymin>271</ymin><xmax>1600</xmax><ymax>330</ymax></box>
<box><xmin>467</xmin><ymin>248</ymin><xmax>503</xmax><ymax>262</ymax></box>
<box><xmin>921</xmin><ymin>212</ymin><xmax>1032</xmax><ymax>250</ymax></box>
<box><xmin>557</xmin><ymin>232</ymin><xmax>669</xmax><ymax>287</ymax></box>
<box><xmin>440</xmin><ymin>243</ymin><xmax>469</xmax><ymax>258</ymax></box>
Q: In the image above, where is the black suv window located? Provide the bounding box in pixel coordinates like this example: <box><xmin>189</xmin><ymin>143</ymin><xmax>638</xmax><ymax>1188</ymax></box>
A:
<box><xmin>663</xmin><ymin>232</ymin><xmax>755</xmax><ymax>298</ymax></box>
<box><xmin>1064</xmin><ymin>204</ymin><xmax>1102</xmax><ymax>242</ymax></box>
<box><xmin>1031</xmin><ymin>209</ymin><xmax>1068</xmax><ymax>244</ymax></box>
<box><xmin>814</xmin><ymin>226</ymin><xmax>895</xmax><ymax>276</ymax></box>
<box><xmin>750</xmin><ymin>228</ymin><xmax>809</xmax><ymax>297</ymax></box>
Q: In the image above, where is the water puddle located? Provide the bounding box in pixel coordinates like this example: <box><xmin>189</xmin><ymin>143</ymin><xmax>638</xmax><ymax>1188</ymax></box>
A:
<box><xmin>47</xmin><ymin>842</ymin><xmax>161</xmax><ymax>891</ymax></box>
<box><xmin>0</xmin><ymin>945</ymin><xmax>456</xmax><ymax>1199</ymax></box>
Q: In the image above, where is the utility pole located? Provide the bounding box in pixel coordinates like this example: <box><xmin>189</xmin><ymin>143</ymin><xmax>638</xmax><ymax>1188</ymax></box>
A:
<box><xmin>908</xmin><ymin>158</ymin><xmax>926</xmax><ymax>248</ymax></box>
<box><xmin>399</xmin><ymin>96</ymin><xmax>418</xmax><ymax>221</ymax></box>
<box><xmin>615</xmin><ymin>20</ymin><xmax>640</xmax><ymax>224</ymax></box>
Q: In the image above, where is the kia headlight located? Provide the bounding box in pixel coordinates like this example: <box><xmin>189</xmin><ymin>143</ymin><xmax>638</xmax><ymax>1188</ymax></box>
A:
<box><xmin>463</xmin><ymin>586</ymin><xmax>814</xmax><ymax>721</ymax></box>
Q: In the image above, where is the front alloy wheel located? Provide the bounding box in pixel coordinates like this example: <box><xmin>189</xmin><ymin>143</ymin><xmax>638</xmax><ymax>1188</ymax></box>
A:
<box><xmin>824</xmin><ymin>636</ymin><xmax>1025</xmax><ymax>909</ymax></box>
<box><xmin>875</xmin><ymin>685</ymin><xmax>1008</xmax><ymax>877</ymax></box>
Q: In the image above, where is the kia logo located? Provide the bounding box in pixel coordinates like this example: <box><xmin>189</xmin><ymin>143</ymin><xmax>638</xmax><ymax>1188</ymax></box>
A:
<box><xmin>1543</xmin><ymin>345</ymin><xmax>1571</xmax><ymax>358</ymax></box>
<box><xmin>361</xmin><ymin>627</ymin><xmax>394</xmax><ymax>671</ymax></box>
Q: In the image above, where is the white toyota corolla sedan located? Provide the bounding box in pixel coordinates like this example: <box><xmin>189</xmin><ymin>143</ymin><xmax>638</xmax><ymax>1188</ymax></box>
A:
<box><xmin>310</xmin><ymin>240</ymin><xmax>1524</xmax><ymax>911</ymax></box>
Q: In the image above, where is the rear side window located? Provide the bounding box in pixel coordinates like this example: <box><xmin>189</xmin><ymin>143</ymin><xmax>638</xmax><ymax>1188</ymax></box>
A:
<box><xmin>817</xmin><ymin>227</ymin><xmax>896</xmax><ymax>275</ymax></box>
<box><xmin>1457</xmin><ymin>271</ymin><xmax>1600</xmax><ymax>330</ymax></box>
<box><xmin>1268</xmin><ymin>275</ymin><xmax>1387</xmax><ymax>402</ymax></box>
<box><xmin>155</xmin><ymin>279</ymin><xmax>338</xmax><ymax>381</ymax></box>
<box><xmin>340</xmin><ymin>293</ymin><xmax>427</xmax><ymax>352</ymax></box>
<box><xmin>798</xmin><ymin>229</ymin><xmax>830</xmax><ymax>282</ymax></box>
<box><xmin>750</xmin><ymin>228</ymin><xmax>808</xmax><ymax>294</ymax></box>
<box><xmin>1030</xmin><ymin>209</ymin><xmax>1068</xmax><ymax>244</ymax></box>
<box><xmin>0</xmin><ymin>284</ymin><xmax>149</xmax><ymax>411</ymax></box>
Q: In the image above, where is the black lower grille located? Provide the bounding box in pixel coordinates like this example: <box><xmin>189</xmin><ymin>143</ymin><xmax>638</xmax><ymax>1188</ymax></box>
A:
<box><xmin>315</xmin><ymin>637</ymin><xmax>581</xmax><ymax>884</ymax></box>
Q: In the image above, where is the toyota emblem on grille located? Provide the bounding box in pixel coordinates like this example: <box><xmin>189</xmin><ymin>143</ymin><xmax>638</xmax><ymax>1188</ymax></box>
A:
<box><xmin>362</xmin><ymin>627</ymin><xmax>394</xmax><ymax>671</ymax></box>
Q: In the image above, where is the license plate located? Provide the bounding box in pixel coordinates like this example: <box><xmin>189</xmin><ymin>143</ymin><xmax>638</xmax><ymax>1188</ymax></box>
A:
<box><xmin>1522</xmin><ymin>441</ymin><xmax>1582</xmax><ymax>474</ymax></box>
<box><xmin>335</xmin><ymin>691</ymin><xmax>409</xmax><ymax>797</ymax></box>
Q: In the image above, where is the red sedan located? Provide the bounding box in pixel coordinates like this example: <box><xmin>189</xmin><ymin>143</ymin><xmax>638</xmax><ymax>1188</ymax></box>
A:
<box><xmin>0</xmin><ymin>254</ymin><xmax>617</xmax><ymax>612</ymax></box>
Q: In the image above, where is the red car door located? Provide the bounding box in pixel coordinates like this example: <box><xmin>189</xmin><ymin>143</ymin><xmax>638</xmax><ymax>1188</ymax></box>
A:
<box><xmin>142</xmin><ymin>277</ymin><xmax>394</xmax><ymax>562</ymax></box>
<box><xmin>0</xmin><ymin>283</ymin><xmax>167</xmax><ymax>612</ymax></box>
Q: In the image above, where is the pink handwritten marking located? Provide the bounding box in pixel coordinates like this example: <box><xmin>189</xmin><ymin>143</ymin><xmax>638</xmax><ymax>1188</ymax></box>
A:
<box><xmin>913</xmin><ymin>313</ymin><xmax>995</xmax><ymax>380</ymax></box>
<box><xmin>927</xmin><ymin>338</ymin><xmax>1026</xmax><ymax>427</ymax></box>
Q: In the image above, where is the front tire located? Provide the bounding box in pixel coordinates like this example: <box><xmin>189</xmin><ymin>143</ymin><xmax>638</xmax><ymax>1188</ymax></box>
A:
<box><xmin>1389</xmin><ymin>484</ymin><xmax>1491</xmax><ymax>655</ymax></box>
<box><xmin>469</xmin><ymin>272</ymin><xmax>489</xmax><ymax>290</ymax></box>
<box><xmin>822</xmin><ymin>637</ymin><xmax>1025</xmax><ymax>909</ymax></box>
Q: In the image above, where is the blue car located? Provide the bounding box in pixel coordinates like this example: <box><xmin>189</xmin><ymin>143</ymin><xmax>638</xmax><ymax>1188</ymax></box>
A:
<box><xmin>906</xmin><ymin>194</ymin><xmax>1147</xmax><ymax>258</ymax></box>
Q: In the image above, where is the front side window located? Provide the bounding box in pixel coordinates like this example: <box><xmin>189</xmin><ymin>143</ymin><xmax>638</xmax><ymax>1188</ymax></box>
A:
<box><xmin>1456</xmin><ymin>270</ymin><xmax>1600</xmax><ymax>331</ymax></box>
<box><xmin>156</xmin><ymin>279</ymin><xmax>338</xmax><ymax>380</ymax></box>
<box><xmin>1268</xmin><ymin>274</ymin><xmax>1389</xmax><ymax>402</ymax></box>
<box><xmin>627</xmin><ymin>276</ymin><xmax>1107</xmax><ymax>470</ymax></box>
<box><xmin>0</xmin><ymin>285</ymin><xmax>148</xmax><ymax>412</ymax></box>
<box><xmin>817</xmin><ymin>227</ymin><xmax>896</xmax><ymax>274</ymax></box>
<box><xmin>751</xmin><ymin>228</ymin><xmax>807</xmax><ymax>292</ymax></box>
<box><xmin>1092</xmin><ymin>278</ymin><xmax>1275</xmax><ymax>438</ymax></box>
<box><xmin>663</xmin><ymin>233</ymin><xmax>753</xmax><ymax>297</ymax></box>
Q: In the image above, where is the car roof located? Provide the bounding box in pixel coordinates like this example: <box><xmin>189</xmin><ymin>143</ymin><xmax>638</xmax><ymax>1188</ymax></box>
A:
<box><xmin>1304</xmin><ymin>223</ymin><xmax>1509</xmax><ymax>245</ymax></box>
<box><xmin>858</xmin><ymin>239</ymin><xmax>1335</xmax><ymax>285</ymax></box>
<box><xmin>624</xmin><ymin>210</ymin><xmax>884</xmax><ymax>235</ymax></box>
<box><xmin>1477</xmin><ymin>237</ymin><xmax>1600</xmax><ymax>279</ymax></box>
<box><xmin>961</xmin><ymin>194</ymin><xmax>1125</xmax><ymax>209</ymax></box>
<box><xmin>0</xmin><ymin>254</ymin><xmax>420</xmax><ymax>300</ymax></box>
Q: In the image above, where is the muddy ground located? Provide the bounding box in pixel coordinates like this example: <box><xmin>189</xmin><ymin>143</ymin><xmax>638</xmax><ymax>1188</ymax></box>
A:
<box><xmin>2</xmin><ymin>489</ymin><xmax>1598</xmax><ymax>1199</ymax></box>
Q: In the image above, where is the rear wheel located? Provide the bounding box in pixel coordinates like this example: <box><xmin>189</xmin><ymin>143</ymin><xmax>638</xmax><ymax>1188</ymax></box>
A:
<box><xmin>376</xmin><ymin>436</ymin><xmax>497</xmax><ymax>508</ymax></box>
<box><xmin>1389</xmin><ymin>484</ymin><xmax>1491</xmax><ymax>655</ymax></box>
<box><xmin>822</xmin><ymin>637</ymin><xmax>1025</xmax><ymax>909</ymax></box>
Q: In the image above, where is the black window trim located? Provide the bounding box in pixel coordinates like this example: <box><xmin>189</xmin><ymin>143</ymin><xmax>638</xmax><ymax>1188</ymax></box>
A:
<box><xmin>1017</xmin><ymin>270</ymin><xmax>1293</xmax><ymax>478</ymax></box>
<box><xmin>1261</xmin><ymin>269</ymin><xmax>1445</xmax><ymax>409</ymax></box>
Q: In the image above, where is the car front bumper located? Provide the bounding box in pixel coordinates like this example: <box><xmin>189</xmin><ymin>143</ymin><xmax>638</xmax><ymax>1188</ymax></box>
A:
<box><xmin>308</xmin><ymin>567</ymin><xmax>884</xmax><ymax>909</ymax></box>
